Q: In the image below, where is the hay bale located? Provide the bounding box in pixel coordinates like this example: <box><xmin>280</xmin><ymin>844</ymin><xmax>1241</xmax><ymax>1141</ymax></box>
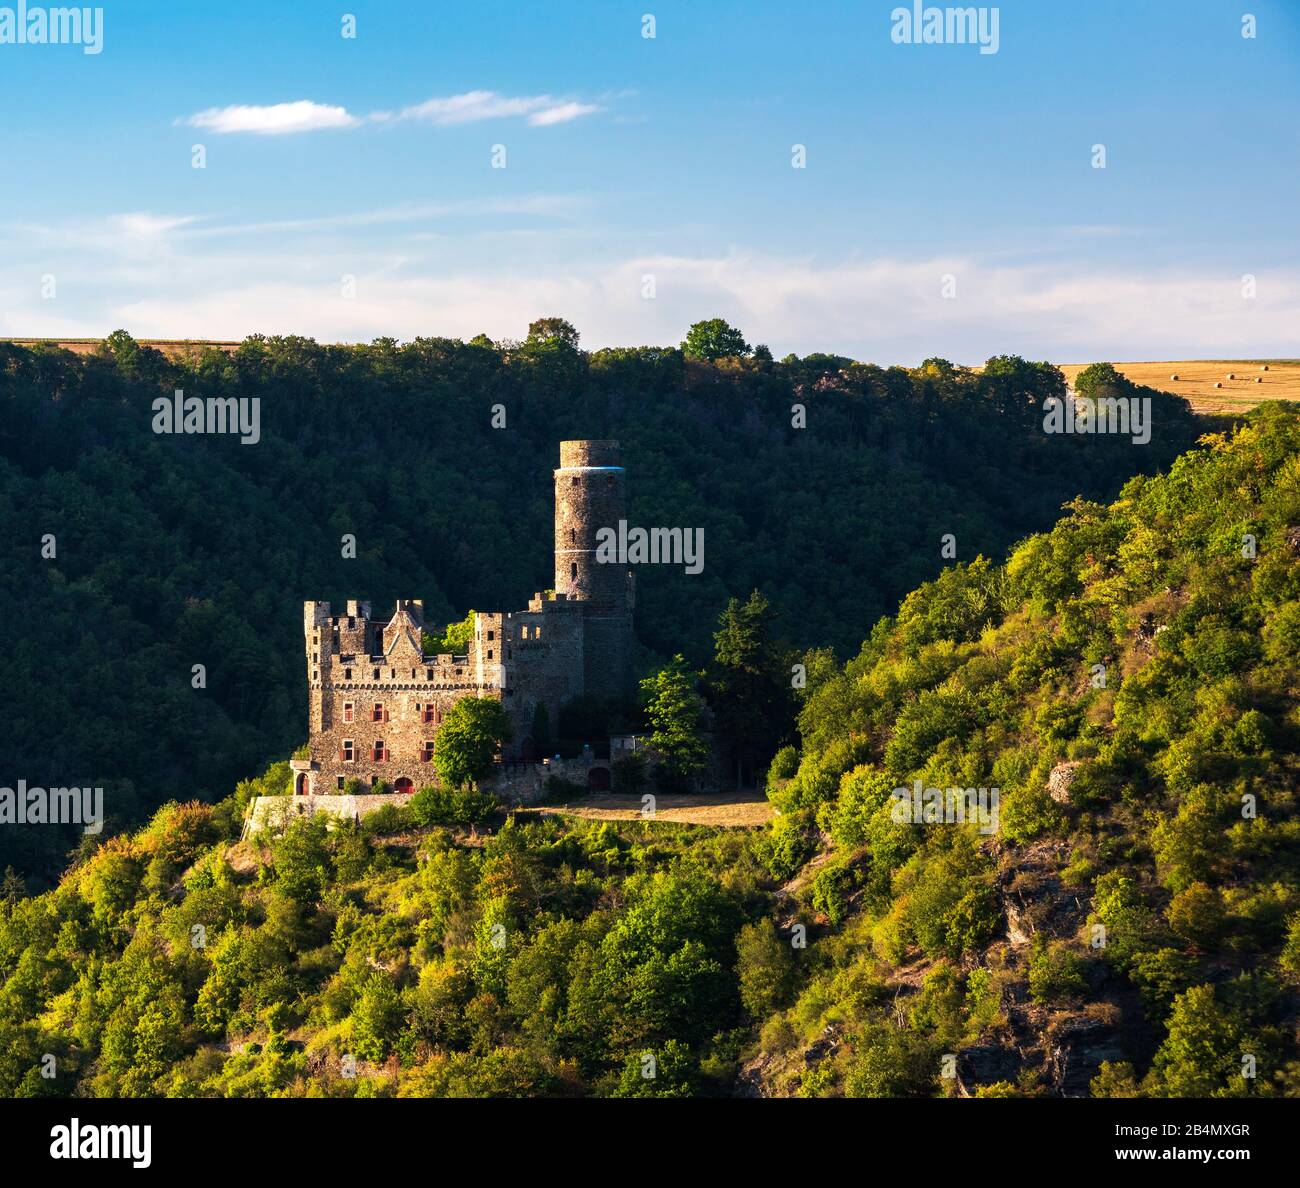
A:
<box><xmin>1256</xmin><ymin>377</ymin><xmax>1263</xmax><ymax>384</ymax></box>
<box><xmin>1170</xmin><ymin>373</ymin><xmax>1179</xmax><ymax>380</ymax></box>
<box><xmin>1227</xmin><ymin>373</ymin><xmax>1236</xmax><ymax>380</ymax></box>
<box><xmin>1262</xmin><ymin>365</ymin><xmax>1270</xmax><ymax>371</ymax></box>
<box><xmin>1214</xmin><ymin>382</ymin><xmax>1222</xmax><ymax>388</ymax></box>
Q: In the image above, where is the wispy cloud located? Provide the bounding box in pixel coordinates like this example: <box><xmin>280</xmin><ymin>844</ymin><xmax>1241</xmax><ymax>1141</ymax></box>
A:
<box><xmin>390</xmin><ymin>90</ymin><xmax>600</xmax><ymax>127</ymax></box>
<box><xmin>111</xmin><ymin>212</ymin><xmax>199</xmax><ymax>237</ymax></box>
<box><xmin>181</xmin><ymin>100</ymin><xmax>361</xmax><ymax>135</ymax></box>
<box><xmin>178</xmin><ymin>91</ymin><xmax>601</xmax><ymax>136</ymax></box>
<box><xmin>182</xmin><ymin>196</ymin><xmax>589</xmax><ymax>238</ymax></box>
<box><xmin>525</xmin><ymin>100</ymin><xmax>600</xmax><ymax>127</ymax></box>
<box><xmin>6</xmin><ymin>210</ymin><xmax>1296</xmax><ymax>364</ymax></box>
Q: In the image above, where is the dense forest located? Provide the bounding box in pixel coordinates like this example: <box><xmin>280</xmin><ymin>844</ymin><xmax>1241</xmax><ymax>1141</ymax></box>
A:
<box><xmin>1</xmin><ymin>400</ymin><xmax>1295</xmax><ymax>1098</ymax></box>
<box><xmin>0</xmin><ymin>330</ymin><xmax>1200</xmax><ymax>882</ymax></box>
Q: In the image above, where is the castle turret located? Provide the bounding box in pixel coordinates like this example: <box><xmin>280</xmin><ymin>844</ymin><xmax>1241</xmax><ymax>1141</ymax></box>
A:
<box><xmin>554</xmin><ymin>440</ymin><xmax>633</xmax><ymax>701</ymax></box>
<box><xmin>304</xmin><ymin>601</ymin><xmax>332</xmax><ymax>733</ymax></box>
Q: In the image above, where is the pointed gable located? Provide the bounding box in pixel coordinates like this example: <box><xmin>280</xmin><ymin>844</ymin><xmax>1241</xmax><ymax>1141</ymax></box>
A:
<box><xmin>383</xmin><ymin>602</ymin><xmax>425</xmax><ymax>664</ymax></box>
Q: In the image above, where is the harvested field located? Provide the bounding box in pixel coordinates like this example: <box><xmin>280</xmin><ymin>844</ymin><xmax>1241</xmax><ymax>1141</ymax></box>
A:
<box><xmin>1058</xmin><ymin>359</ymin><xmax>1300</xmax><ymax>414</ymax></box>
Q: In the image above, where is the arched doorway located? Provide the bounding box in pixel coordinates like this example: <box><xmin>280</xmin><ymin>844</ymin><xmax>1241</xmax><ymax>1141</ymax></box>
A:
<box><xmin>587</xmin><ymin>766</ymin><xmax>611</xmax><ymax>792</ymax></box>
<box><xmin>394</xmin><ymin>777</ymin><xmax>415</xmax><ymax>796</ymax></box>
<box><xmin>295</xmin><ymin>772</ymin><xmax>310</xmax><ymax>796</ymax></box>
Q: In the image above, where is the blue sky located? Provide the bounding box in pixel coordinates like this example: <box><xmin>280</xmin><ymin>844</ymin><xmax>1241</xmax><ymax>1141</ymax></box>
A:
<box><xmin>0</xmin><ymin>0</ymin><xmax>1296</xmax><ymax>363</ymax></box>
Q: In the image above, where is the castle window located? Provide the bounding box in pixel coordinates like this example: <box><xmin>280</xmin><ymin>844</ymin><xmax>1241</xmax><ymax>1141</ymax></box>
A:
<box><xmin>487</xmin><ymin>650</ymin><xmax>493</xmax><ymax>660</ymax></box>
<box><xmin>372</xmin><ymin>702</ymin><xmax>387</xmax><ymax>722</ymax></box>
<box><xmin>336</xmin><ymin>776</ymin><xmax>345</xmax><ymax>790</ymax></box>
<box><xmin>507</xmin><ymin>648</ymin><xmax>512</xmax><ymax>660</ymax></box>
<box><xmin>373</xmin><ymin>740</ymin><xmax>388</xmax><ymax>762</ymax></box>
<box><xmin>571</xmin><ymin>476</ymin><xmax>580</xmax><ymax>485</ymax></box>
<box><xmin>344</xmin><ymin>668</ymin><xmax>352</xmax><ymax>680</ymax></box>
<box><xmin>521</xmin><ymin>626</ymin><xmax>528</xmax><ymax>639</ymax></box>
<box><xmin>571</xmin><ymin>563</ymin><xmax>578</xmax><ymax>580</ymax></box>
<box><xmin>487</xmin><ymin>630</ymin><xmax>494</xmax><ymax>641</ymax></box>
<box><xmin>343</xmin><ymin>702</ymin><xmax>355</xmax><ymax>723</ymax></box>
<box><xmin>373</xmin><ymin>668</ymin><xmax>380</xmax><ymax>680</ymax></box>
<box><xmin>423</xmin><ymin>705</ymin><xmax>436</xmax><ymax>723</ymax></box>
<box><xmin>426</xmin><ymin>668</ymin><xmax>433</xmax><ymax>679</ymax></box>
<box><xmin>347</xmin><ymin>616</ymin><xmax>355</xmax><ymax>628</ymax></box>
<box><xmin>570</xmin><ymin>528</ymin><xmax>575</xmax><ymax>543</ymax></box>
<box><xmin>421</xmin><ymin>741</ymin><xmax>434</xmax><ymax>762</ymax></box>
<box><xmin>341</xmin><ymin>740</ymin><xmax>354</xmax><ymax>762</ymax></box>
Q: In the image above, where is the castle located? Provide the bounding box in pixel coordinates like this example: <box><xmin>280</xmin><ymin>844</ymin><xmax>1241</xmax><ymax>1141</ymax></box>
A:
<box><xmin>291</xmin><ymin>440</ymin><xmax>634</xmax><ymax>800</ymax></box>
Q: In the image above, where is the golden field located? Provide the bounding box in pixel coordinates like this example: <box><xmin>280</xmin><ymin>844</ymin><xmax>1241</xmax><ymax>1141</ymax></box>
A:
<box><xmin>1058</xmin><ymin>360</ymin><xmax>1300</xmax><ymax>415</ymax></box>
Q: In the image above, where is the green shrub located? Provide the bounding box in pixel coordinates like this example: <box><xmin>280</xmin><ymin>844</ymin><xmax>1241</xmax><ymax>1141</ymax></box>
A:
<box><xmin>1027</xmin><ymin>937</ymin><xmax>1086</xmax><ymax>1003</ymax></box>
<box><xmin>410</xmin><ymin>784</ymin><xmax>498</xmax><ymax>827</ymax></box>
<box><xmin>768</xmin><ymin>745</ymin><xmax>799</xmax><ymax>782</ymax></box>
<box><xmin>811</xmin><ymin>859</ymin><xmax>855</xmax><ymax>927</ymax></box>
<box><xmin>735</xmin><ymin>920</ymin><xmax>795</xmax><ymax>1018</ymax></box>
<box><xmin>757</xmin><ymin>812</ymin><xmax>818</xmax><ymax>880</ymax></box>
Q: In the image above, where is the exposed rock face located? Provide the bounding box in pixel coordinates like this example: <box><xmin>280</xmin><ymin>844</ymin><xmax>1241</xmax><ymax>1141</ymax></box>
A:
<box><xmin>804</xmin><ymin>1023</ymin><xmax>842</xmax><ymax>1066</ymax></box>
<box><xmin>955</xmin><ymin>1045</ymin><xmax>1022</xmax><ymax>1096</ymax></box>
<box><xmin>1005</xmin><ymin>898</ymin><xmax>1034</xmax><ymax>947</ymax></box>
<box><xmin>1047</xmin><ymin>760</ymin><xmax>1083</xmax><ymax>805</ymax></box>
<box><xmin>1045</xmin><ymin>1015</ymin><xmax>1127</xmax><ymax>1097</ymax></box>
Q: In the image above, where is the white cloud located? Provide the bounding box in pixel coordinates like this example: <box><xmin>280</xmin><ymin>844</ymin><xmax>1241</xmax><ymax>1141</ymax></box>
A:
<box><xmin>183</xmin><ymin>196</ymin><xmax>589</xmax><ymax>239</ymax></box>
<box><xmin>181</xmin><ymin>101</ymin><xmax>361</xmax><ymax>135</ymax></box>
<box><xmin>111</xmin><ymin>212</ymin><xmax>199</xmax><ymax>237</ymax></box>
<box><xmin>394</xmin><ymin>90</ymin><xmax>600</xmax><ymax>127</ymax></box>
<box><xmin>179</xmin><ymin>91</ymin><xmax>602</xmax><ymax>136</ymax></box>
<box><xmin>527</xmin><ymin>101</ymin><xmax>601</xmax><ymax>126</ymax></box>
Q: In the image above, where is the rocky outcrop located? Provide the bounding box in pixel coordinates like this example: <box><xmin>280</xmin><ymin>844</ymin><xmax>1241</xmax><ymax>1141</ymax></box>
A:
<box><xmin>1047</xmin><ymin>760</ymin><xmax>1083</xmax><ymax>805</ymax></box>
<box><xmin>1044</xmin><ymin>1014</ymin><xmax>1127</xmax><ymax>1097</ymax></box>
<box><xmin>955</xmin><ymin>1045</ymin><xmax>1022</xmax><ymax>1096</ymax></box>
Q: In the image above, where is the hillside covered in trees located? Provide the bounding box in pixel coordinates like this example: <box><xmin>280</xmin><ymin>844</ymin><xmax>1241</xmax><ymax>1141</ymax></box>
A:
<box><xmin>0</xmin><ymin>331</ymin><xmax>1199</xmax><ymax>883</ymax></box>
<box><xmin>1</xmin><ymin>402</ymin><xmax>1295</xmax><ymax>1098</ymax></box>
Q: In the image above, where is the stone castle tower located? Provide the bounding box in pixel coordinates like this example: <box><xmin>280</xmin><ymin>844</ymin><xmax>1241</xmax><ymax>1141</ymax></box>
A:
<box><xmin>292</xmin><ymin>441</ymin><xmax>634</xmax><ymax>797</ymax></box>
<box><xmin>554</xmin><ymin>439</ymin><xmax>633</xmax><ymax>703</ymax></box>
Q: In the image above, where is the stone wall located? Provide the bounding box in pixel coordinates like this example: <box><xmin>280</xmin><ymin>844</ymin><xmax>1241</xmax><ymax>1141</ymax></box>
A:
<box><xmin>496</xmin><ymin>593</ymin><xmax>587</xmax><ymax>754</ymax></box>
<box><xmin>244</xmin><ymin>793</ymin><xmax>412</xmax><ymax>836</ymax></box>
<box><xmin>247</xmin><ymin>752</ymin><xmax>613</xmax><ymax>836</ymax></box>
<box><xmin>488</xmin><ymin>751</ymin><xmax>609</xmax><ymax>802</ymax></box>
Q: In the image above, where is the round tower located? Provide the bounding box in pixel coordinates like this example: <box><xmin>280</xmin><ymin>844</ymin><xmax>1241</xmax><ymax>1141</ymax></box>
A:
<box><xmin>555</xmin><ymin>440</ymin><xmax>633</xmax><ymax>702</ymax></box>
